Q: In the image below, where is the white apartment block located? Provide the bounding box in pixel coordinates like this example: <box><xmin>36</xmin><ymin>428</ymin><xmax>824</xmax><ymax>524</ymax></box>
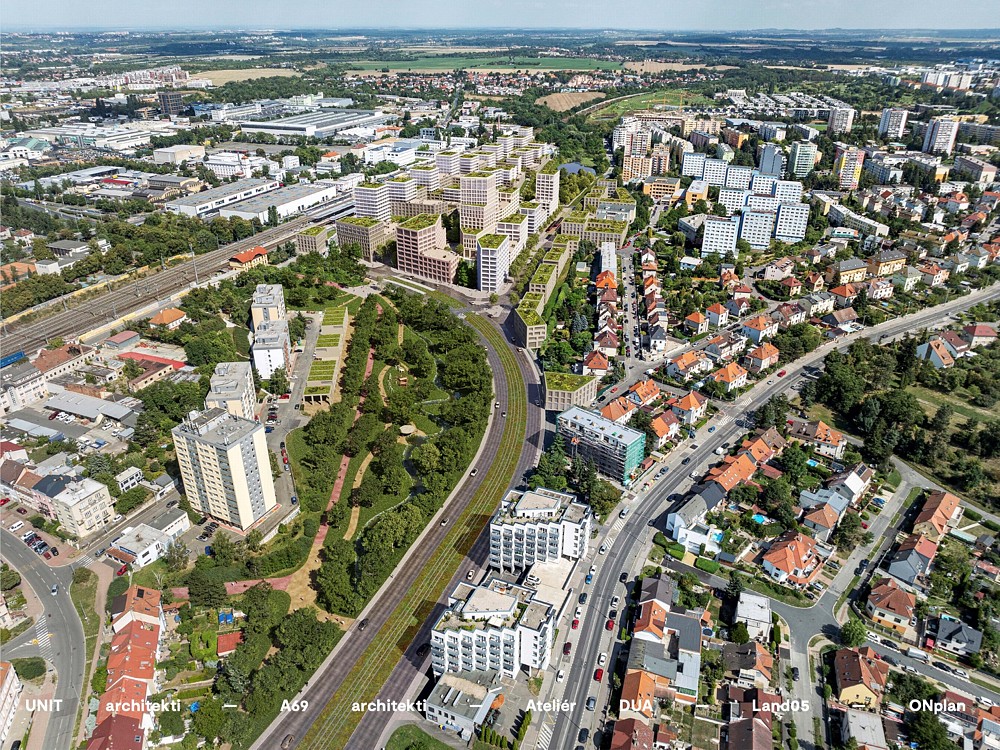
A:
<box><xmin>534</xmin><ymin>167</ymin><xmax>560</xmax><ymax>213</ymax></box>
<box><xmin>0</xmin><ymin>661</ymin><xmax>22</xmax><ymax>748</ymax></box>
<box><xmin>827</xmin><ymin>107</ymin><xmax>856</xmax><ymax>135</ymax></box>
<box><xmin>410</xmin><ymin>164</ymin><xmax>442</xmax><ymax>191</ymax></box>
<box><xmin>171</xmin><ymin>408</ymin><xmax>277</xmax><ymax>530</ymax></box>
<box><xmin>750</xmin><ymin>173</ymin><xmax>778</xmax><ymax>195</ymax></box>
<box><xmin>922</xmin><ymin>117</ymin><xmax>960</xmax><ymax>155</ymax></box>
<box><xmin>702</xmin><ymin>158</ymin><xmax>728</xmax><ymax>186</ymax></box>
<box><xmin>250</xmin><ymin>283</ymin><xmax>286</xmax><ymax>331</ymax></box>
<box><xmin>353</xmin><ymin>182</ymin><xmax>392</xmax><ymax>223</ymax></box>
<box><xmin>746</xmin><ymin>194</ymin><xmax>780</xmax><ymax>213</ymax></box>
<box><xmin>719</xmin><ymin>188</ymin><xmax>750</xmax><ymax>216</ymax></box>
<box><xmin>773</xmin><ymin>180</ymin><xmax>803</xmax><ymax>205</ymax></box>
<box><xmin>488</xmin><ymin>488</ymin><xmax>592</xmax><ymax>571</ymax></box>
<box><xmin>789</xmin><ymin>141</ymin><xmax>818</xmax><ymax>178</ymax></box>
<box><xmin>386</xmin><ymin>176</ymin><xmax>420</xmax><ymax>202</ymax></box>
<box><xmin>878</xmin><ymin>108</ymin><xmax>909</xmax><ymax>139</ymax></box>
<box><xmin>252</xmin><ymin>319</ymin><xmax>290</xmax><ymax>380</ymax></box>
<box><xmin>834</xmin><ymin>146</ymin><xmax>865</xmax><ymax>190</ymax></box>
<box><xmin>115</xmin><ymin>466</ymin><xmax>144</xmax><ymax>493</ymax></box>
<box><xmin>206</xmin><ymin>361</ymin><xmax>257</xmax><ymax>420</ymax></box>
<box><xmin>701</xmin><ymin>215</ymin><xmax>740</xmax><ymax>256</ymax></box>
<box><xmin>739</xmin><ymin>210</ymin><xmax>776</xmax><ymax>250</ymax></box>
<box><xmin>681</xmin><ymin>152</ymin><xmax>706</xmax><ymax>178</ymax></box>
<box><xmin>774</xmin><ymin>203</ymin><xmax>810</xmax><ymax>243</ymax></box>
<box><xmin>952</xmin><ymin>154</ymin><xmax>997</xmax><ymax>184</ymax></box>
<box><xmin>476</xmin><ymin>234</ymin><xmax>511</xmax><ymax>294</ymax></box>
<box><xmin>431</xmin><ymin>578</ymin><xmax>554</xmax><ymax>679</ymax></box>
<box><xmin>724</xmin><ymin>165</ymin><xmax>753</xmax><ymax>190</ymax></box>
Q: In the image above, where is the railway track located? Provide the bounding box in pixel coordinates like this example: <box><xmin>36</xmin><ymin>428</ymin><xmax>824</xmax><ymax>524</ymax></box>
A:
<box><xmin>2</xmin><ymin>216</ymin><xmax>318</xmax><ymax>352</ymax></box>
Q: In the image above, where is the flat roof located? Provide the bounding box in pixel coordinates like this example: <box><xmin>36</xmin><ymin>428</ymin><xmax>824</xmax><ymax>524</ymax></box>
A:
<box><xmin>44</xmin><ymin>392</ymin><xmax>132</xmax><ymax>421</ymax></box>
<box><xmin>166</xmin><ymin>178</ymin><xmax>277</xmax><ymax>208</ymax></box>
<box><xmin>223</xmin><ymin>182</ymin><xmax>338</xmax><ymax>214</ymax></box>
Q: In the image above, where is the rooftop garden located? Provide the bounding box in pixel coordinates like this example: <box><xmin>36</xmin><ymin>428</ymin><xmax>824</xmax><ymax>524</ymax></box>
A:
<box><xmin>552</xmin><ymin>233</ymin><xmax>579</xmax><ymax>245</ymax></box>
<box><xmin>438</xmin><ymin>151</ymin><xmax>458</xmax><ymax>156</ymax></box>
<box><xmin>400</xmin><ymin>214</ymin><xmax>439</xmax><ymax>231</ymax></box>
<box><xmin>478</xmin><ymin>234</ymin><xmax>507</xmax><ymax>249</ymax></box>
<box><xmin>543</xmin><ymin>248</ymin><xmax>565</xmax><ymax>264</ymax></box>
<box><xmin>499</xmin><ymin>212</ymin><xmax>527</xmax><ymax>224</ymax></box>
<box><xmin>531</xmin><ymin>263</ymin><xmax>556</xmax><ymax>285</ymax></box>
<box><xmin>465</xmin><ymin>170</ymin><xmax>495</xmax><ymax>178</ymax></box>
<box><xmin>521</xmin><ymin>201</ymin><xmax>540</xmax><ymax>209</ymax></box>
<box><xmin>339</xmin><ymin>216</ymin><xmax>380</xmax><ymax>227</ymax></box>
<box><xmin>544</xmin><ymin>372</ymin><xmax>593</xmax><ymax>392</ymax></box>
<box><xmin>410</xmin><ymin>164</ymin><xmax>436</xmax><ymax>171</ymax></box>
<box><xmin>566</xmin><ymin>211</ymin><xmax>591</xmax><ymax>224</ymax></box>
<box><xmin>613</xmin><ymin>188</ymin><xmax>637</xmax><ymax>203</ymax></box>
<box><xmin>586</xmin><ymin>218</ymin><xmax>628</xmax><ymax>232</ymax></box>
<box><xmin>517</xmin><ymin>307</ymin><xmax>545</xmax><ymax>327</ymax></box>
<box><xmin>300</xmin><ymin>226</ymin><xmax>326</xmax><ymax>236</ymax></box>
<box><xmin>358</xmin><ymin>182</ymin><xmax>383</xmax><ymax>190</ymax></box>
<box><xmin>540</xmin><ymin>159</ymin><xmax>560</xmax><ymax>175</ymax></box>
<box><xmin>390</xmin><ymin>176</ymin><xmax>413</xmax><ymax>183</ymax></box>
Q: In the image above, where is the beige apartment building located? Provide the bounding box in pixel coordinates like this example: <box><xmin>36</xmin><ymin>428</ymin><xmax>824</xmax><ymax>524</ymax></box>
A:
<box><xmin>250</xmin><ymin>284</ymin><xmax>286</xmax><ymax>331</ymax></box>
<box><xmin>205</xmin><ymin>362</ymin><xmax>256</xmax><ymax>420</ymax></box>
<box><xmin>172</xmin><ymin>409</ymin><xmax>277</xmax><ymax>530</ymax></box>
<box><xmin>395</xmin><ymin>214</ymin><xmax>459</xmax><ymax>285</ymax></box>
<box><xmin>336</xmin><ymin>216</ymin><xmax>391</xmax><ymax>262</ymax></box>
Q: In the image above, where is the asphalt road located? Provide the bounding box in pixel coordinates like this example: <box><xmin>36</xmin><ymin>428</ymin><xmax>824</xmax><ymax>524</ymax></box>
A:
<box><xmin>1</xmin><ymin>528</ymin><xmax>86</xmax><ymax>750</ymax></box>
<box><xmin>250</xmin><ymin>313</ymin><xmax>543</xmax><ymax>750</ymax></box>
<box><xmin>3</xmin><ymin>216</ymin><xmax>314</xmax><ymax>353</ymax></box>
<box><xmin>550</xmin><ymin>280</ymin><xmax>1000</xmax><ymax>748</ymax></box>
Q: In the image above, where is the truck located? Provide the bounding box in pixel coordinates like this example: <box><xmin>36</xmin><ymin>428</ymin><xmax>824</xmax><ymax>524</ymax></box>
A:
<box><xmin>907</xmin><ymin>647</ymin><xmax>930</xmax><ymax>663</ymax></box>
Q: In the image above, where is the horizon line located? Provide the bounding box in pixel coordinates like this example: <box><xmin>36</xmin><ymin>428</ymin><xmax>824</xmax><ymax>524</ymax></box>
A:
<box><xmin>5</xmin><ymin>25</ymin><xmax>1000</xmax><ymax>33</ymax></box>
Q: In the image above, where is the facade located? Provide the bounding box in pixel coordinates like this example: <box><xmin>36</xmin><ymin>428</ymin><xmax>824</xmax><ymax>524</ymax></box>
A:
<box><xmin>430</xmin><ymin>577</ymin><xmax>554</xmax><ymax>679</ymax></box>
<box><xmin>335</xmin><ymin>216</ymin><xmax>390</xmax><ymax>262</ymax></box>
<box><xmin>395</xmin><ymin>214</ymin><xmax>459</xmax><ymax>285</ymax></box>
<box><xmin>164</xmin><ymin>178</ymin><xmax>279</xmax><ymax>217</ymax></box>
<box><xmin>0</xmin><ymin>661</ymin><xmax>21</xmax><ymax>748</ymax></box>
<box><xmin>702</xmin><ymin>215</ymin><xmax>740</xmax><ymax>257</ymax></box>
<box><xmin>205</xmin><ymin>362</ymin><xmax>256</xmax><ymax>420</ymax></box>
<box><xmin>922</xmin><ymin>117</ymin><xmax>960</xmax><ymax>155</ymax></box>
<box><xmin>488</xmin><ymin>488</ymin><xmax>591</xmax><ymax>571</ymax></box>
<box><xmin>251</xmin><ymin>319</ymin><xmax>290</xmax><ymax>380</ymax></box>
<box><xmin>27</xmin><ymin>475</ymin><xmax>115</xmax><ymax>539</ymax></box>
<box><xmin>834</xmin><ymin>146</ymin><xmax>865</xmax><ymax>190</ymax></box>
<box><xmin>294</xmin><ymin>225</ymin><xmax>330</xmax><ymax>254</ymax></box>
<box><xmin>788</xmin><ymin>140</ymin><xmax>818</xmax><ymax>177</ymax></box>
<box><xmin>476</xmin><ymin>234</ymin><xmax>510</xmax><ymax>294</ymax></box>
<box><xmin>250</xmin><ymin>283</ymin><xmax>286</xmax><ymax>331</ymax></box>
<box><xmin>543</xmin><ymin>373</ymin><xmax>598</xmax><ymax>411</ymax></box>
<box><xmin>556</xmin><ymin>406</ymin><xmax>645</xmax><ymax>485</ymax></box>
<box><xmin>827</xmin><ymin>107</ymin><xmax>856</xmax><ymax>135</ymax></box>
<box><xmin>865</xmin><ymin>578</ymin><xmax>916</xmax><ymax>636</ymax></box>
<box><xmin>878</xmin><ymin>108</ymin><xmax>909</xmax><ymax>139</ymax></box>
<box><xmin>171</xmin><ymin>408</ymin><xmax>277</xmax><ymax>530</ymax></box>
<box><xmin>353</xmin><ymin>182</ymin><xmax>392</xmax><ymax>223</ymax></box>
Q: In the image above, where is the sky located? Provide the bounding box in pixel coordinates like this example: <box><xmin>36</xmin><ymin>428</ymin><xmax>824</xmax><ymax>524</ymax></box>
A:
<box><xmin>4</xmin><ymin>0</ymin><xmax>999</xmax><ymax>32</ymax></box>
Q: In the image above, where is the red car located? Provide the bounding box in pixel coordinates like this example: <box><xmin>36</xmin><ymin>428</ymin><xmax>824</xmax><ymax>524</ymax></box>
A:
<box><xmin>605</xmin><ymin>618</ymin><xmax>614</xmax><ymax>631</ymax></box>
<box><xmin>0</xmin><ymin>497</ymin><xmax>9</xmax><ymax>506</ymax></box>
<box><xmin>572</xmin><ymin>618</ymin><xmax>580</xmax><ymax>630</ymax></box>
<box><xmin>594</xmin><ymin>668</ymin><xmax>604</xmax><ymax>682</ymax></box>
<box><xmin>116</xmin><ymin>565</ymin><xmax>128</xmax><ymax>576</ymax></box>
<box><xmin>777</xmin><ymin>370</ymin><xmax>787</xmax><ymax>377</ymax></box>
<box><xmin>563</xmin><ymin>642</ymin><xmax>571</xmax><ymax>655</ymax></box>
<box><xmin>861</xmin><ymin>522</ymin><xmax>869</xmax><ymax>529</ymax></box>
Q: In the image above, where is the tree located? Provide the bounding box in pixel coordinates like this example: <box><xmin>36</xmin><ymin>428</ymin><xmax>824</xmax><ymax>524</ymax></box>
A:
<box><xmin>187</xmin><ymin>568</ymin><xmax>228</xmax><ymax>609</ymax></box>
<box><xmin>245</xmin><ymin>529</ymin><xmax>264</xmax><ymax>554</ymax></box>
<box><xmin>268</xmin><ymin>367</ymin><xmax>289</xmax><ymax>396</ymax></box>
<box><xmin>0</xmin><ymin>564</ymin><xmax>21</xmax><ymax>591</ymax></box>
<box><xmin>840</xmin><ymin>618</ymin><xmax>867</xmax><ymax>647</ymax></box>
<box><xmin>732</xmin><ymin>621</ymin><xmax>750</xmax><ymax>644</ymax></box>
<box><xmin>164</xmin><ymin>541</ymin><xmax>190</xmax><ymax>573</ymax></box>
<box><xmin>211</xmin><ymin>532</ymin><xmax>242</xmax><ymax>567</ymax></box>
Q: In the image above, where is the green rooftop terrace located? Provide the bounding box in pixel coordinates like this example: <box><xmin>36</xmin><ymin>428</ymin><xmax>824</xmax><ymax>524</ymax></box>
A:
<box><xmin>544</xmin><ymin>372</ymin><xmax>593</xmax><ymax>392</ymax></box>
<box><xmin>300</xmin><ymin>225</ymin><xmax>326</xmax><ymax>236</ymax></box>
<box><xmin>552</xmin><ymin>233</ymin><xmax>578</xmax><ymax>245</ymax></box>
<box><xmin>586</xmin><ymin>218</ymin><xmax>628</xmax><ymax>231</ymax></box>
<box><xmin>478</xmin><ymin>234</ymin><xmax>507</xmax><ymax>249</ymax></box>
<box><xmin>531</xmin><ymin>263</ymin><xmax>556</xmax><ymax>284</ymax></box>
<box><xmin>400</xmin><ymin>214</ymin><xmax>439</xmax><ymax>231</ymax></box>
<box><xmin>499</xmin><ymin>212</ymin><xmax>527</xmax><ymax>224</ymax></box>
<box><xmin>358</xmin><ymin>182</ymin><xmax>383</xmax><ymax>190</ymax></box>
<box><xmin>543</xmin><ymin>248</ymin><xmax>565</xmax><ymax>264</ymax></box>
<box><xmin>521</xmin><ymin>201</ymin><xmax>540</xmax><ymax>209</ymax></box>
<box><xmin>565</xmin><ymin>211</ymin><xmax>591</xmax><ymax>224</ymax></box>
<box><xmin>540</xmin><ymin>160</ymin><xmax>560</xmax><ymax>175</ymax></box>
<box><xmin>517</xmin><ymin>307</ymin><xmax>545</xmax><ymax>327</ymax></box>
<box><xmin>338</xmin><ymin>216</ymin><xmax>380</xmax><ymax>227</ymax></box>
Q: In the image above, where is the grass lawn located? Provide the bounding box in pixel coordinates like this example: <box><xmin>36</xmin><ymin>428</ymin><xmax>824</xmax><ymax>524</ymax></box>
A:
<box><xmin>691</xmin><ymin>717</ymin><xmax>719</xmax><ymax>750</ymax></box>
<box><xmin>355</xmin><ymin>472</ymin><xmax>414</xmax><ymax>536</ymax></box>
<box><xmin>588</xmin><ymin>88</ymin><xmax>715</xmax><ymax>120</ymax></box>
<box><xmin>231</xmin><ymin>326</ymin><xmax>251</xmax><ymax>358</ymax></box>
<box><xmin>909</xmin><ymin>385</ymin><xmax>997</xmax><ymax>422</ymax></box>
<box><xmin>299</xmin><ymin>314</ymin><xmax>526</xmax><ymax>750</ymax></box>
<box><xmin>131</xmin><ymin>559</ymin><xmax>171</xmax><ymax>589</ymax></box>
<box><xmin>385</xmin><ymin>724</ymin><xmax>453</xmax><ymax>750</ymax></box>
<box><xmin>70</xmin><ymin>568</ymin><xmax>100</xmax><ymax>736</ymax></box>
<box><xmin>806</xmin><ymin>402</ymin><xmax>853</xmax><ymax>433</ymax></box>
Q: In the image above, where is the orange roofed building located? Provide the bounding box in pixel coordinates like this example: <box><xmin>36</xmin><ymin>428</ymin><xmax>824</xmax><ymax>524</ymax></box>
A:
<box><xmin>762</xmin><ymin>530</ymin><xmax>821</xmax><ymax>587</ymax></box>
<box><xmin>229</xmin><ymin>246</ymin><xmax>269</xmax><ymax>270</ymax></box>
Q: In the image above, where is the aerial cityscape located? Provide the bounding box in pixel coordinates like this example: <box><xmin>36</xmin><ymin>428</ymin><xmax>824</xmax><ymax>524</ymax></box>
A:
<box><xmin>0</xmin><ymin>6</ymin><xmax>999</xmax><ymax>750</ymax></box>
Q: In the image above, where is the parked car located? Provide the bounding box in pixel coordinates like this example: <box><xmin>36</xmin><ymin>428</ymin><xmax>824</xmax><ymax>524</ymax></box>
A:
<box><xmin>116</xmin><ymin>565</ymin><xmax>128</xmax><ymax>576</ymax></box>
<box><xmin>557</xmin><ymin>670</ymin><xmax>565</xmax><ymax>682</ymax></box>
<box><xmin>8</xmin><ymin>521</ymin><xmax>24</xmax><ymax>532</ymax></box>
<box><xmin>358</xmin><ymin>618</ymin><xmax>369</xmax><ymax>631</ymax></box>
<box><xmin>50</xmin><ymin>547</ymin><xmax>58</xmax><ymax>557</ymax></box>
<box><xmin>572</xmin><ymin>619</ymin><xmax>580</xmax><ymax>630</ymax></box>
<box><xmin>605</xmin><ymin>618</ymin><xmax>614</xmax><ymax>631</ymax></box>
<box><xmin>563</xmin><ymin>642</ymin><xmax>572</xmax><ymax>656</ymax></box>
<box><xmin>593</xmin><ymin>668</ymin><xmax>604</xmax><ymax>682</ymax></box>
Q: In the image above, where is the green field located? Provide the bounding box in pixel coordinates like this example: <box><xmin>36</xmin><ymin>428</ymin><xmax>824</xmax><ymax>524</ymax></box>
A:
<box><xmin>588</xmin><ymin>88</ymin><xmax>715</xmax><ymax>120</ymax></box>
<box><xmin>299</xmin><ymin>315</ymin><xmax>526</xmax><ymax>749</ymax></box>
<box><xmin>316</xmin><ymin>334</ymin><xmax>341</xmax><ymax>347</ymax></box>
<box><xmin>386</xmin><ymin>725</ymin><xmax>453</xmax><ymax>750</ymax></box>
<box><xmin>308</xmin><ymin>362</ymin><xmax>337</xmax><ymax>380</ymax></box>
<box><xmin>348</xmin><ymin>55</ymin><xmax>621</xmax><ymax>72</ymax></box>
<box><xmin>322</xmin><ymin>308</ymin><xmax>348</xmax><ymax>327</ymax></box>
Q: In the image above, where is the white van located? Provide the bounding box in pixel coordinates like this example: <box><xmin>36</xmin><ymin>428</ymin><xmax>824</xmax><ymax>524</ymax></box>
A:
<box><xmin>8</xmin><ymin>521</ymin><xmax>24</xmax><ymax>532</ymax></box>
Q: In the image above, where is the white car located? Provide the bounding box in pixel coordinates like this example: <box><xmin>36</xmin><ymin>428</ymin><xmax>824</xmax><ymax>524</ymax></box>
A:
<box><xmin>575</xmin><ymin>606</ymin><xmax>583</xmax><ymax>619</ymax></box>
<box><xmin>610</xmin><ymin>596</ymin><xmax>620</xmax><ymax>609</ymax></box>
<box><xmin>867</xmin><ymin>631</ymin><xmax>880</xmax><ymax>642</ymax></box>
<box><xmin>112</xmin><ymin>514</ymin><xmax>124</xmax><ymax>523</ymax></box>
<box><xmin>589</xmin><ymin>565</ymin><xmax>597</xmax><ymax>576</ymax></box>
<box><xmin>598</xmin><ymin>544</ymin><xmax>608</xmax><ymax>555</ymax></box>
<box><xmin>556</xmin><ymin>670</ymin><xmax>565</xmax><ymax>683</ymax></box>
<box><xmin>598</xmin><ymin>652</ymin><xmax>608</xmax><ymax>667</ymax></box>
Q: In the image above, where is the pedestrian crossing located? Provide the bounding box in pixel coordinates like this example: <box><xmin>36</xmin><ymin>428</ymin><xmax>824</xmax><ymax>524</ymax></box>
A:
<box><xmin>610</xmin><ymin>517</ymin><xmax>626</xmax><ymax>534</ymax></box>
<box><xmin>534</xmin><ymin>718</ymin><xmax>555</xmax><ymax>750</ymax></box>
<box><xmin>737</xmin><ymin>396</ymin><xmax>752</xmax><ymax>407</ymax></box>
<box><xmin>34</xmin><ymin>618</ymin><xmax>53</xmax><ymax>661</ymax></box>
<box><xmin>716</xmin><ymin>414</ymin><xmax>733</xmax><ymax>426</ymax></box>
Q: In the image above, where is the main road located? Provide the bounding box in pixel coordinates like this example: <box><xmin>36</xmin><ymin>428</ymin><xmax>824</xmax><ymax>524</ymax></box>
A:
<box><xmin>550</xmin><ymin>281</ymin><xmax>1000</xmax><ymax>748</ymax></box>
<box><xmin>0</xmin><ymin>528</ymin><xmax>86</xmax><ymax>750</ymax></box>
<box><xmin>250</xmin><ymin>312</ymin><xmax>546</xmax><ymax>750</ymax></box>
<box><xmin>3</xmin><ymin>216</ymin><xmax>315</xmax><ymax>353</ymax></box>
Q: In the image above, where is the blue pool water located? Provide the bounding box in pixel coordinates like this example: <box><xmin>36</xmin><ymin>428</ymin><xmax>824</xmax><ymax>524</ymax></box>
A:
<box><xmin>752</xmin><ymin>513</ymin><xmax>767</xmax><ymax>524</ymax></box>
<box><xmin>711</xmin><ymin>532</ymin><xmax>724</xmax><ymax>543</ymax></box>
<box><xmin>806</xmin><ymin>459</ymin><xmax>819</xmax><ymax>467</ymax></box>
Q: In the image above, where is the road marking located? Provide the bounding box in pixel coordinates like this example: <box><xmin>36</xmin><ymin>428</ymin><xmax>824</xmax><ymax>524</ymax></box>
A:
<box><xmin>535</xmin><ymin>718</ymin><xmax>555</xmax><ymax>750</ymax></box>
<box><xmin>34</xmin><ymin>619</ymin><xmax>52</xmax><ymax>660</ymax></box>
<box><xmin>716</xmin><ymin>414</ymin><xmax>733</xmax><ymax>426</ymax></box>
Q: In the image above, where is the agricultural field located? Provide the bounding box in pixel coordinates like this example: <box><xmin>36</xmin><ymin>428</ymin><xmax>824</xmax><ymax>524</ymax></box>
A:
<box><xmin>197</xmin><ymin>68</ymin><xmax>301</xmax><ymax>84</ymax></box>
<box><xmin>536</xmin><ymin>91</ymin><xmax>606</xmax><ymax>111</ymax></box>
<box><xmin>346</xmin><ymin>55</ymin><xmax>621</xmax><ymax>72</ymax></box>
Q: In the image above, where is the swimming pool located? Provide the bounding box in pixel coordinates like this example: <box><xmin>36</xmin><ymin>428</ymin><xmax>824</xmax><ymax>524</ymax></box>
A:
<box><xmin>711</xmin><ymin>531</ymin><xmax>724</xmax><ymax>543</ymax></box>
<box><xmin>752</xmin><ymin>513</ymin><xmax>767</xmax><ymax>524</ymax></box>
<box><xmin>806</xmin><ymin>459</ymin><xmax>819</xmax><ymax>467</ymax></box>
